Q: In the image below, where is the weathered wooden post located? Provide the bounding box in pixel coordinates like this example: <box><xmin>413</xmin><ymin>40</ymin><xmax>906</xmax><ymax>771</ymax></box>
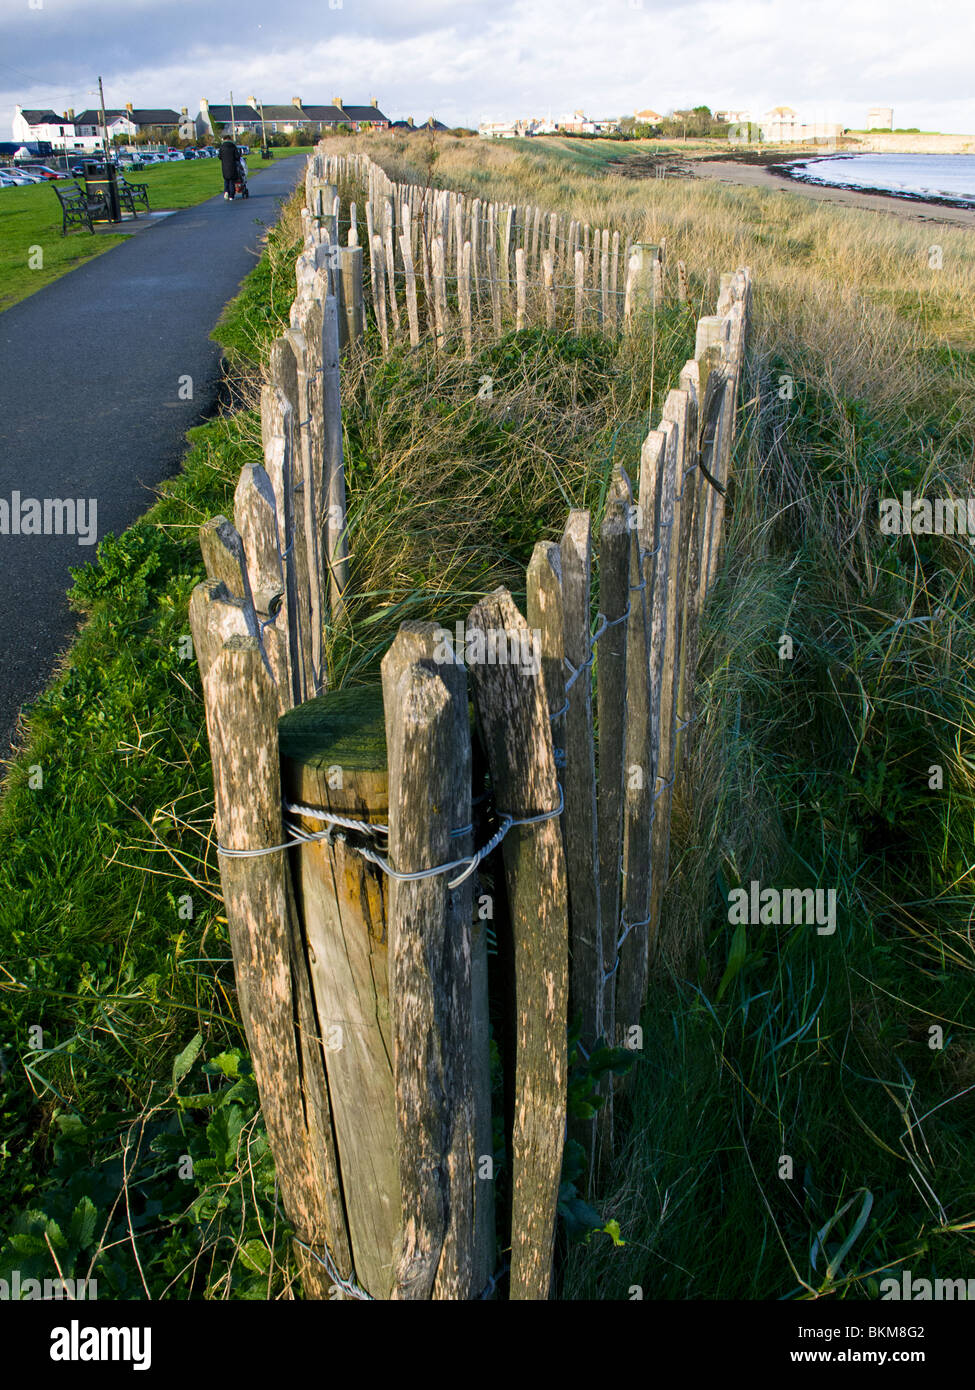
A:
<box><xmin>280</xmin><ymin>687</ymin><xmax>399</xmax><ymax>1299</ymax></box>
<box><xmin>560</xmin><ymin>512</ymin><xmax>601</xmax><ymax>1048</ymax></box>
<box><xmin>338</xmin><ymin>245</ymin><xmax>364</xmax><ymax>349</ymax></box>
<box><xmin>381</xmin><ymin>623</ymin><xmax>487</xmax><ymax>1300</ymax></box>
<box><xmin>466</xmin><ymin>588</ymin><xmax>569</xmax><ymax>1302</ymax></box>
<box><xmin>624</xmin><ymin>242</ymin><xmax>663</xmax><ymax>325</ymax></box>
<box><xmin>192</xmin><ymin>628</ymin><xmax>352</xmax><ymax>1300</ymax></box>
<box><xmin>515</xmin><ymin>247</ymin><xmax>527</xmax><ymax>331</ymax></box>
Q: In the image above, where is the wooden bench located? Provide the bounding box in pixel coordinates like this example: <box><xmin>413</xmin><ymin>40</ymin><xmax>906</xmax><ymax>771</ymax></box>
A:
<box><xmin>53</xmin><ymin>182</ymin><xmax>110</xmax><ymax>235</ymax></box>
<box><xmin>118</xmin><ymin>178</ymin><xmax>150</xmax><ymax>215</ymax></box>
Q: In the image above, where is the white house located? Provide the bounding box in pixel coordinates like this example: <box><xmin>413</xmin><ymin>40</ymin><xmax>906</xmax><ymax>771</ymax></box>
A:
<box><xmin>13</xmin><ymin>103</ymin><xmax>184</xmax><ymax>153</ymax></box>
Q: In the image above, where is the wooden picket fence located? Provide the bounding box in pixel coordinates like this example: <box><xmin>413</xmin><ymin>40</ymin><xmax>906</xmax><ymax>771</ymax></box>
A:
<box><xmin>190</xmin><ymin>146</ymin><xmax>751</xmax><ymax>1301</ymax></box>
<box><xmin>304</xmin><ymin>148</ymin><xmax>686</xmax><ymax>354</ymax></box>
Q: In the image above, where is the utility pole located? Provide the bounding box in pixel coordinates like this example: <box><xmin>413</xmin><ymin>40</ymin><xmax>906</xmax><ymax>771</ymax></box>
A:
<box><xmin>98</xmin><ymin>75</ymin><xmax>111</xmax><ymax>163</ymax></box>
<box><xmin>229</xmin><ymin>90</ymin><xmax>235</xmax><ymax>141</ymax></box>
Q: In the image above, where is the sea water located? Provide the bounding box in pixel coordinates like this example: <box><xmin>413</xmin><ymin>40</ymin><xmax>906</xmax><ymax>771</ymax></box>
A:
<box><xmin>788</xmin><ymin>153</ymin><xmax>975</xmax><ymax>204</ymax></box>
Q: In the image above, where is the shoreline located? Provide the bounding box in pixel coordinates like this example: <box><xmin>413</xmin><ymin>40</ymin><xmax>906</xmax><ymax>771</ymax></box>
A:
<box><xmin>771</xmin><ymin>158</ymin><xmax>975</xmax><ymax>212</ymax></box>
<box><xmin>686</xmin><ymin>156</ymin><xmax>975</xmax><ymax>229</ymax></box>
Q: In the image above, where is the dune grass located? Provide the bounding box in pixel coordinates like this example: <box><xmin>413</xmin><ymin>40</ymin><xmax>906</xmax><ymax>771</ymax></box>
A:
<box><xmin>1</xmin><ymin>133</ymin><xmax>973</xmax><ymax>1299</ymax></box>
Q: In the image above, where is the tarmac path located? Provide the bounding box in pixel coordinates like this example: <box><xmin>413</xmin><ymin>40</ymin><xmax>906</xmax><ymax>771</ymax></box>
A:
<box><xmin>0</xmin><ymin>154</ymin><xmax>307</xmax><ymax>756</ymax></box>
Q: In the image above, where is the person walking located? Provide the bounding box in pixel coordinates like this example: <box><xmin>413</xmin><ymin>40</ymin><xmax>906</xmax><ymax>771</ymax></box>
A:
<box><xmin>219</xmin><ymin>133</ymin><xmax>239</xmax><ymax>200</ymax></box>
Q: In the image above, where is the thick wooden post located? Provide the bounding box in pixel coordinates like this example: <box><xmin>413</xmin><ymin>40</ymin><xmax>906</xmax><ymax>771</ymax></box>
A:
<box><xmin>574</xmin><ymin>249</ymin><xmax>584</xmax><ymax>335</ymax></box>
<box><xmin>339</xmin><ymin>245</ymin><xmax>364</xmax><ymax>349</ymax></box>
<box><xmin>431</xmin><ymin>235</ymin><xmax>447</xmax><ymax>349</ymax></box>
<box><xmin>559</xmin><ymin>512</ymin><xmax>601</xmax><ymax>1047</ymax></box>
<box><xmin>321</xmin><ymin>292</ymin><xmax>349</xmax><ymax>618</ymax></box>
<box><xmin>400</xmin><ymin>233</ymin><xmax>421</xmax><ymax>347</ymax></box>
<box><xmin>466</xmin><ymin>589</ymin><xmax>568</xmax><ymax>1302</ymax></box>
<box><xmin>459</xmin><ymin>241</ymin><xmax>473</xmax><ymax>359</ymax></box>
<box><xmin>615</xmin><ymin>430</ymin><xmax>663</xmax><ymax>1055</ymax></box>
<box><xmin>542</xmin><ymin>249</ymin><xmax>556</xmax><ymax>329</ymax></box>
<box><xmin>486</xmin><ymin>241</ymin><xmax>502</xmax><ymax>335</ymax></box>
<box><xmin>381</xmin><ymin>624</ymin><xmax>484</xmax><ymax>1300</ymax></box>
<box><xmin>280</xmin><ymin>687</ymin><xmax>399</xmax><ymax>1299</ymax></box>
<box><xmin>515</xmin><ymin>247</ymin><xmax>527</xmax><ymax>331</ymax></box>
<box><xmin>371</xmin><ymin>234</ymin><xmax>390</xmax><ymax>354</ymax></box>
<box><xmin>195</xmin><ymin>632</ymin><xmax>352</xmax><ymax>1299</ymax></box>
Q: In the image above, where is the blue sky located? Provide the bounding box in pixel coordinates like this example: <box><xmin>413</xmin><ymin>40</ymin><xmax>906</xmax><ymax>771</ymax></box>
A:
<box><xmin>1</xmin><ymin>0</ymin><xmax>972</xmax><ymax>136</ymax></box>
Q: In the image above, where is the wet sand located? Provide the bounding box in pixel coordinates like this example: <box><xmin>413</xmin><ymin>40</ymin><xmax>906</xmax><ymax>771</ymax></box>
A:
<box><xmin>688</xmin><ymin>160</ymin><xmax>975</xmax><ymax>230</ymax></box>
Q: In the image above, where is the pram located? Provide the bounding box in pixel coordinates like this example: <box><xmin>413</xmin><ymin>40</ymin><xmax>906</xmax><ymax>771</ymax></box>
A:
<box><xmin>234</xmin><ymin>154</ymin><xmax>249</xmax><ymax>199</ymax></box>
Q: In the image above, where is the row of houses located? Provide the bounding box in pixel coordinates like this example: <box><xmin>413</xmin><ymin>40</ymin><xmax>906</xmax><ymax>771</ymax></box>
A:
<box><xmin>479</xmin><ymin>104</ymin><xmax>848</xmax><ymax>144</ymax></box>
<box><xmin>480</xmin><ymin>109</ymin><xmax>624</xmax><ymax>138</ymax></box>
<box><xmin>11</xmin><ymin>97</ymin><xmax>449</xmax><ymax>152</ymax></box>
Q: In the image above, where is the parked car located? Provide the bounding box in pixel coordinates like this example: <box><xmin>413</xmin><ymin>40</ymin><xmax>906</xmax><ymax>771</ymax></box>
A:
<box><xmin>19</xmin><ymin>164</ymin><xmax>68</xmax><ymax>180</ymax></box>
<box><xmin>0</xmin><ymin>172</ymin><xmax>20</xmax><ymax>188</ymax></box>
<box><xmin>0</xmin><ymin>167</ymin><xmax>42</xmax><ymax>184</ymax></box>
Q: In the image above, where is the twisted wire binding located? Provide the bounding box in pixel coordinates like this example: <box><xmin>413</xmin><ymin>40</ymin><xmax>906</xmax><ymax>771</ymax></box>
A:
<box><xmin>220</xmin><ymin>788</ymin><xmax>564</xmax><ymax>891</ymax></box>
<box><xmin>289</xmin><ymin>1232</ymin><xmax>374</xmax><ymax>1301</ymax></box>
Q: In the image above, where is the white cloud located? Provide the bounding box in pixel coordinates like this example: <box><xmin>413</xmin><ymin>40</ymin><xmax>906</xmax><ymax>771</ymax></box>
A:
<box><xmin>0</xmin><ymin>0</ymin><xmax>972</xmax><ymax>133</ymax></box>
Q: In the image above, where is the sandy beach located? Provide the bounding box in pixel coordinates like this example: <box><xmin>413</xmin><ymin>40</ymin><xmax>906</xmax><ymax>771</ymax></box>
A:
<box><xmin>687</xmin><ymin>158</ymin><xmax>975</xmax><ymax>229</ymax></box>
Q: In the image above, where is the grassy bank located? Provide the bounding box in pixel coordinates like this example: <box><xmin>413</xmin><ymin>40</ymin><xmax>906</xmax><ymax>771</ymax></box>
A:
<box><xmin>0</xmin><ymin>148</ymin><xmax>312</xmax><ymax>313</ymax></box>
<box><xmin>2</xmin><ymin>133</ymin><xmax>973</xmax><ymax>1299</ymax></box>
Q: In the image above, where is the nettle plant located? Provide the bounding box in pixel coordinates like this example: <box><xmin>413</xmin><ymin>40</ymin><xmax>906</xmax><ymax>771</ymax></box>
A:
<box><xmin>558</xmin><ymin>1018</ymin><xmax>632</xmax><ymax>1247</ymax></box>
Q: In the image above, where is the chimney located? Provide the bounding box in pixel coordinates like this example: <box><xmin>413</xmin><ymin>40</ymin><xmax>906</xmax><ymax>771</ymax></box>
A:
<box><xmin>66</xmin><ymin>107</ymin><xmax>75</xmax><ymax>119</ymax></box>
<box><xmin>407</xmin><ymin>116</ymin><xmax>414</xmax><ymax>127</ymax></box>
<box><xmin>247</xmin><ymin>96</ymin><xmax>257</xmax><ymax>107</ymax></box>
<box><xmin>292</xmin><ymin>96</ymin><xmax>302</xmax><ymax>108</ymax></box>
<box><xmin>180</xmin><ymin>106</ymin><xmax>188</xmax><ymax>116</ymax></box>
<box><xmin>201</xmin><ymin>98</ymin><xmax>209</xmax><ymax>110</ymax></box>
<box><xmin>332</xmin><ymin>96</ymin><xmax>343</xmax><ymax>108</ymax></box>
<box><xmin>371</xmin><ymin>97</ymin><xmax>378</xmax><ymax>107</ymax></box>
<box><xmin>126</xmin><ymin>102</ymin><xmax>133</xmax><ymax>113</ymax></box>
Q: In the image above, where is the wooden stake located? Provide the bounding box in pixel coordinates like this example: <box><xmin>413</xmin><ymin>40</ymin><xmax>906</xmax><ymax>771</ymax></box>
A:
<box><xmin>400</xmin><ymin>232</ymin><xmax>421</xmax><ymax>347</ymax></box>
<box><xmin>466</xmin><ymin>588</ymin><xmax>568</xmax><ymax>1303</ymax></box>
<box><xmin>559</xmin><ymin>512</ymin><xmax>601</xmax><ymax>1047</ymax></box>
<box><xmin>280</xmin><ymin>687</ymin><xmax>399</xmax><ymax>1299</ymax></box>
<box><xmin>199</xmin><ymin>634</ymin><xmax>351</xmax><ymax>1299</ymax></box>
<box><xmin>381</xmin><ymin>625</ymin><xmax>480</xmax><ymax>1301</ymax></box>
<box><xmin>515</xmin><ymin>246</ymin><xmax>527</xmax><ymax>331</ymax></box>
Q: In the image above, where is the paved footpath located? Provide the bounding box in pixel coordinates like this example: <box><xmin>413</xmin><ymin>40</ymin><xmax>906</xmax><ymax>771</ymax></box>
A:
<box><xmin>0</xmin><ymin>154</ymin><xmax>307</xmax><ymax>756</ymax></box>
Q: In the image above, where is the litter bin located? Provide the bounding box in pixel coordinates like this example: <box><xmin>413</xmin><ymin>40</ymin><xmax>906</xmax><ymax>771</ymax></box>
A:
<box><xmin>85</xmin><ymin>163</ymin><xmax>122</xmax><ymax>224</ymax></box>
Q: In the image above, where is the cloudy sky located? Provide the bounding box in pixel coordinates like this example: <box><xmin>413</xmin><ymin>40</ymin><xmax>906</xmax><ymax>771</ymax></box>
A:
<box><xmin>1</xmin><ymin>0</ymin><xmax>972</xmax><ymax>134</ymax></box>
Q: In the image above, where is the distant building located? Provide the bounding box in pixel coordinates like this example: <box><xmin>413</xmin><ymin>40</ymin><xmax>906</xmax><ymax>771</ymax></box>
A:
<box><xmin>867</xmin><ymin>106</ymin><xmax>893</xmax><ymax>130</ymax></box>
<box><xmin>13</xmin><ymin>102</ymin><xmax>183</xmax><ymax>152</ymax></box>
<box><xmin>198</xmin><ymin>96</ymin><xmax>389</xmax><ymax>139</ymax></box>
<box><xmin>634</xmin><ymin>108</ymin><xmax>663</xmax><ymax>123</ymax></box>
<box><xmin>716</xmin><ymin>109</ymin><xmax>752</xmax><ymax>123</ymax></box>
<box><xmin>479</xmin><ymin>118</ymin><xmax>542</xmax><ymax>138</ymax></box>
<box><xmin>761</xmin><ymin>106</ymin><xmax>841</xmax><ymax>143</ymax></box>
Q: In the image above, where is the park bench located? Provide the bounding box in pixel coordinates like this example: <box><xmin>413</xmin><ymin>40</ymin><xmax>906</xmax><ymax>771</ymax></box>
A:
<box><xmin>118</xmin><ymin>177</ymin><xmax>150</xmax><ymax>215</ymax></box>
<box><xmin>53</xmin><ymin>182</ymin><xmax>110</xmax><ymax>235</ymax></box>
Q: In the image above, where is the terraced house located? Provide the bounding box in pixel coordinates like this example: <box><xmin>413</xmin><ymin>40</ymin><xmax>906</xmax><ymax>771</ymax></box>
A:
<box><xmin>197</xmin><ymin>96</ymin><xmax>389</xmax><ymax>139</ymax></box>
